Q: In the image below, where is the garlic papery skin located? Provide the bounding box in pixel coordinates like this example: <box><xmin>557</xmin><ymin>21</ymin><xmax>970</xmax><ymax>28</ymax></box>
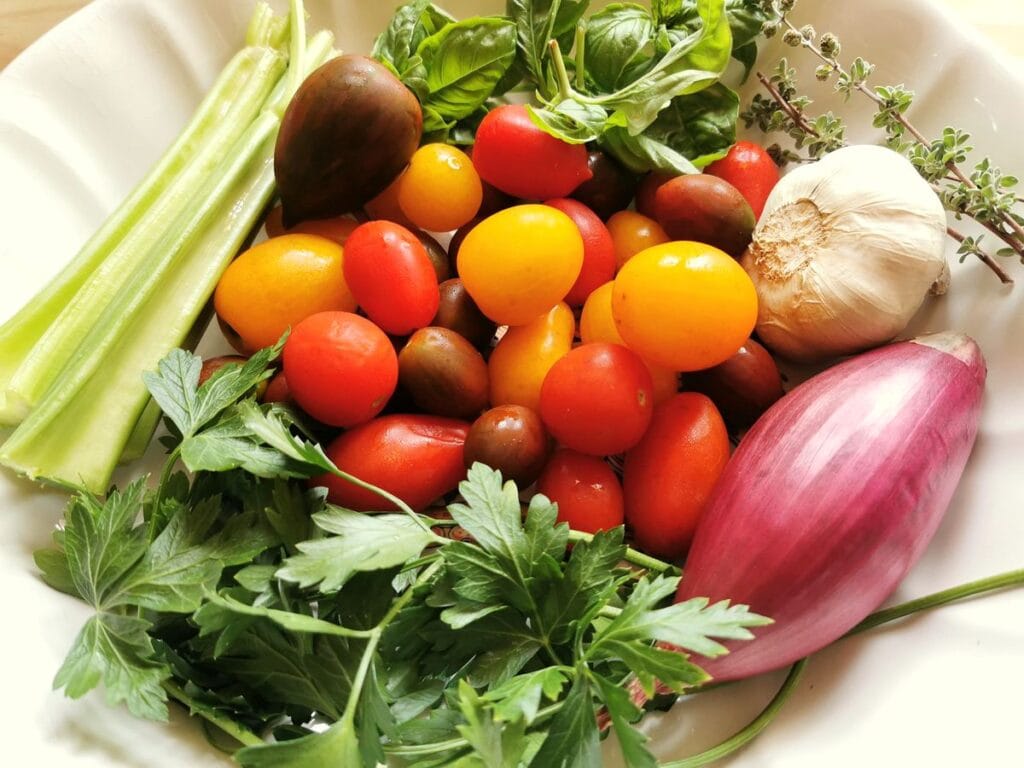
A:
<box><xmin>740</xmin><ymin>144</ymin><xmax>948</xmax><ymax>362</ymax></box>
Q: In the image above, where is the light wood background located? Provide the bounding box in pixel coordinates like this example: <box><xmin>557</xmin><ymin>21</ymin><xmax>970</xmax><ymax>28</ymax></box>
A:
<box><xmin>1</xmin><ymin>0</ymin><xmax>1022</xmax><ymax>70</ymax></box>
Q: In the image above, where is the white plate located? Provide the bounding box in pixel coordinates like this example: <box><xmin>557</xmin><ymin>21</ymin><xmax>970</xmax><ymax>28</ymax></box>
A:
<box><xmin>1</xmin><ymin>1</ymin><xmax>1022</xmax><ymax>766</ymax></box>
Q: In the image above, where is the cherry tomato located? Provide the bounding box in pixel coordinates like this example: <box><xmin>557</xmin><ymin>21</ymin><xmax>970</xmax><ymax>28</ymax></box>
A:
<box><xmin>313</xmin><ymin>414</ymin><xmax>470</xmax><ymax>511</ymax></box>
<box><xmin>634</xmin><ymin>171</ymin><xmax>675</xmax><ymax>218</ymax></box>
<box><xmin>705</xmin><ymin>140</ymin><xmax>780</xmax><ymax>219</ymax></box>
<box><xmin>472</xmin><ymin>105</ymin><xmax>592</xmax><ymax>199</ymax></box>
<box><xmin>652</xmin><ymin>175</ymin><xmax>755</xmax><ymax>258</ymax></box>
<box><xmin>264</xmin><ymin>205</ymin><xmax>361</xmax><ymax>245</ymax></box>
<box><xmin>463</xmin><ymin>405</ymin><xmax>550</xmax><ymax>488</ymax></box>
<box><xmin>685</xmin><ymin>338</ymin><xmax>784</xmax><ymax>430</ymax></box>
<box><xmin>433</xmin><ymin>278</ymin><xmax>497</xmax><ymax>349</ymax></box>
<box><xmin>570</xmin><ymin>149</ymin><xmax>638</xmax><ymax>220</ymax></box>
<box><xmin>537</xmin><ymin>449</ymin><xmax>624</xmax><ymax>534</ymax></box>
<box><xmin>544</xmin><ymin>198</ymin><xmax>616</xmax><ymax>307</ymax></box>
<box><xmin>398</xmin><ymin>327</ymin><xmax>489</xmax><ymax>420</ymax></box>
<box><xmin>606</xmin><ymin>211</ymin><xmax>669</xmax><ymax>270</ymax></box>
<box><xmin>623</xmin><ymin>393</ymin><xmax>730</xmax><ymax>559</ymax></box>
<box><xmin>489</xmin><ymin>303</ymin><xmax>574</xmax><ymax>412</ymax></box>
<box><xmin>261</xmin><ymin>370</ymin><xmax>292</xmax><ymax>405</ymax></box>
<box><xmin>283</xmin><ymin>311</ymin><xmax>398</xmax><ymax>427</ymax></box>
<box><xmin>447</xmin><ymin>217</ymin><xmax>479</xmax><ymax>269</ymax></box>
<box><xmin>539</xmin><ymin>343</ymin><xmax>653</xmax><ymax>456</ymax></box>
<box><xmin>417</xmin><ymin>230</ymin><xmax>451</xmax><ymax>283</ymax></box>
<box><xmin>458</xmin><ymin>205</ymin><xmax>583</xmax><ymax>326</ymax></box>
<box><xmin>579</xmin><ymin>282</ymin><xmax>679</xmax><ymax>405</ymax></box>
<box><xmin>612</xmin><ymin>242</ymin><xmax>757</xmax><ymax>372</ymax></box>
<box><xmin>214</xmin><ymin>234</ymin><xmax>357</xmax><ymax>352</ymax></box>
<box><xmin>343</xmin><ymin>221</ymin><xmax>440</xmax><ymax>335</ymax></box>
<box><xmin>398</xmin><ymin>143</ymin><xmax>483</xmax><ymax>232</ymax></box>
<box><xmin>365</xmin><ymin>171</ymin><xmax>417</xmax><ymax>228</ymax></box>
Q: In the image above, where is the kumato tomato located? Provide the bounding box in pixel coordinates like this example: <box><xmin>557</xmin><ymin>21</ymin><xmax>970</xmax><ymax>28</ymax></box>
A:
<box><xmin>634</xmin><ymin>170</ymin><xmax>675</xmax><ymax>218</ymax></box>
<box><xmin>606</xmin><ymin>211</ymin><xmax>669</xmax><ymax>270</ymax></box>
<box><xmin>612</xmin><ymin>242</ymin><xmax>757</xmax><ymax>372</ymax></box>
<box><xmin>283</xmin><ymin>311</ymin><xmax>398</xmax><ymax>427</ymax></box>
<box><xmin>214</xmin><ymin>234</ymin><xmax>357</xmax><ymax>353</ymax></box>
<box><xmin>579</xmin><ymin>282</ymin><xmax>678</xmax><ymax>405</ymax></box>
<box><xmin>264</xmin><ymin>205</ymin><xmax>361</xmax><ymax>245</ymax></box>
<box><xmin>570</xmin><ymin>149</ymin><xmax>638</xmax><ymax>220</ymax></box>
<box><xmin>544</xmin><ymin>198</ymin><xmax>616</xmax><ymax>307</ymax></box>
<box><xmin>705</xmin><ymin>140</ymin><xmax>780</xmax><ymax>219</ymax></box>
<box><xmin>458</xmin><ymin>205</ymin><xmax>583</xmax><ymax>326</ymax></box>
<box><xmin>398</xmin><ymin>327</ymin><xmax>489</xmax><ymax>420</ymax></box>
<box><xmin>433</xmin><ymin>279</ymin><xmax>497</xmax><ymax>350</ymax></box>
<box><xmin>399</xmin><ymin>144</ymin><xmax>482</xmax><ymax>232</ymax></box>
<box><xmin>651</xmin><ymin>174</ymin><xmax>755</xmax><ymax>258</ymax></box>
<box><xmin>343</xmin><ymin>221</ymin><xmax>440</xmax><ymax>335</ymax></box>
<box><xmin>313</xmin><ymin>414</ymin><xmax>470</xmax><ymax>511</ymax></box>
<box><xmin>489</xmin><ymin>303</ymin><xmax>574</xmax><ymax>412</ymax></box>
<box><xmin>539</xmin><ymin>343</ymin><xmax>654</xmax><ymax>456</ymax></box>
<box><xmin>623</xmin><ymin>393</ymin><xmax>730</xmax><ymax>559</ymax></box>
<box><xmin>463</xmin><ymin>405</ymin><xmax>550</xmax><ymax>488</ymax></box>
<box><xmin>537</xmin><ymin>450</ymin><xmax>624</xmax><ymax>534</ymax></box>
<box><xmin>471</xmin><ymin>105</ymin><xmax>592</xmax><ymax>199</ymax></box>
<box><xmin>685</xmin><ymin>338</ymin><xmax>784</xmax><ymax>431</ymax></box>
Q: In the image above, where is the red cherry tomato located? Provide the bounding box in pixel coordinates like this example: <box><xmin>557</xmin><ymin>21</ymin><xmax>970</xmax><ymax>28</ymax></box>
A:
<box><xmin>313</xmin><ymin>414</ymin><xmax>470</xmax><ymax>511</ymax></box>
<box><xmin>539</xmin><ymin>343</ymin><xmax>654</xmax><ymax>456</ymax></box>
<box><xmin>623</xmin><ymin>393</ymin><xmax>730</xmax><ymax>560</ymax></box>
<box><xmin>343</xmin><ymin>221</ymin><xmax>440</xmax><ymax>335</ymax></box>
<box><xmin>283</xmin><ymin>311</ymin><xmax>398</xmax><ymax>427</ymax></box>
<box><xmin>544</xmin><ymin>198</ymin><xmax>616</xmax><ymax>307</ymax></box>
<box><xmin>537</xmin><ymin>449</ymin><xmax>624</xmax><ymax>534</ymax></box>
<box><xmin>261</xmin><ymin>370</ymin><xmax>292</xmax><ymax>405</ymax></box>
<box><xmin>705</xmin><ymin>140</ymin><xmax>780</xmax><ymax>219</ymax></box>
<box><xmin>472</xmin><ymin>105</ymin><xmax>592</xmax><ymax>199</ymax></box>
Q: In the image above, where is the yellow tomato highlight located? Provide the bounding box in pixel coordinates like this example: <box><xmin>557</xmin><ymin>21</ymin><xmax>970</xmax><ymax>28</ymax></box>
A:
<box><xmin>214</xmin><ymin>234</ymin><xmax>356</xmax><ymax>352</ymax></box>
<box><xmin>458</xmin><ymin>205</ymin><xmax>584</xmax><ymax>326</ymax></box>
<box><xmin>398</xmin><ymin>144</ymin><xmax>483</xmax><ymax>232</ymax></box>
<box><xmin>612</xmin><ymin>242</ymin><xmax>758</xmax><ymax>372</ymax></box>
<box><xmin>489</xmin><ymin>302</ymin><xmax>575</xmax><ymax>412</ymax></box>
<box><xmin>607</xmin><ymin>210</ymin><xmax>670</xmax><ymax>269</ymax></box>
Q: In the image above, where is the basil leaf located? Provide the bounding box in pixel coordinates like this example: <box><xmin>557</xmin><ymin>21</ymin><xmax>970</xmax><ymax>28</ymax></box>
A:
<box><xmin>655</xmin><ymin>0</ymin><xmax>771</xmax><ymax>51</ymax></box>
<box><xmin>590</xmin><ymin>0</ymin><xmax>733</xmax><ymax>134</ymax></box>
<box><xmin>418</xmin><ymin>17</ymin><xmax>517</xmax><ymax>120</ymax></box>
<box><xmin>372</xmin><ymin>0</ymin><xmax>456</xmax><ymax>77</ymax></box>
<box><xmin>584</xmin><ymin>3</ymin><xmax>656</xmax><ymax>93</ymax></box>
<box><xmin>527</xmin><ymin>100</ymin><xmax>608</xmax><ymax>144</ymax></box>
<box><xmin>733</xmin><ymin>40</ymin><xmax>758</xmax><ymax>82</ymax></box>
<box><xmin>507</xmin><ymin>0</ymin><xmax>589</xmax><ymax>97</ymax></box>
<box><xmin>600</xmin><ymin>127</ymin><xmax>701</xmax><ymax>175</ymax></box>
<box><xmin>651</xmin><ymin>0</ymin><xmax>685</xmax><ymax>25</ymax></box>
<box><xmin>645</xmin><ymin>83</ymin><xmax>740</xmax><ymax>168</ymax></box>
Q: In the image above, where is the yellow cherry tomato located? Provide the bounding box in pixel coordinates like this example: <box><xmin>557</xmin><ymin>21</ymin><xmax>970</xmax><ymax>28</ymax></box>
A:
<box><xmin>579</xmin><ymin>281</ymin><xmax>679</xmax><ymax>404</ymax></box>
<box><xmin>398</xmin><ymin>144</ymin><xmax>483</xmax><ymax>232</ymax></box>
<box><xmin>489</xmin><ymin>302</ymin><xmax>575</xmax><ymax>412</ymax></box>
<box><xmin>214</xmin><ymin>234</ymin><xmax>356</xmax><ymax>352</ymax></box>
<box><xmin>607</xmin><ymin>210</ymin><xmax>670</xmax><ymax>269</ymax></box>
<box><xmin>458</xmin><ymin>205</ymin><xmax>584</xmax><ymax>326</ymax></box>
<box><xmin>612</xmin><ymin>242</ymin><xmax>757</xmax><ymax>372</ymax></box>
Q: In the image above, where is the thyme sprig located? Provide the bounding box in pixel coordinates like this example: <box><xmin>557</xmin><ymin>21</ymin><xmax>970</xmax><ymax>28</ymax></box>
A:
<box><xmin>744</xmin><ymin>0</ymin><xmax>1022</xmax><ymax>284</ymax></box>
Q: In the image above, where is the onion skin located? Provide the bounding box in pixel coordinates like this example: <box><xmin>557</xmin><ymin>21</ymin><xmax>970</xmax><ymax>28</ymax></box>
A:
<box><xmin>674</xmin><ymin>332</ymin><xmax>986</xmax><ymax>682</ymax></box>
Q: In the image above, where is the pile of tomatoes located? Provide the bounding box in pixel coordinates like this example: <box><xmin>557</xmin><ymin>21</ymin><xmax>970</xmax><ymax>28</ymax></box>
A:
<box><xmin>211</xmin><ymin>105</ymin><xmax>786</xmax><ymax>562</ymax></box>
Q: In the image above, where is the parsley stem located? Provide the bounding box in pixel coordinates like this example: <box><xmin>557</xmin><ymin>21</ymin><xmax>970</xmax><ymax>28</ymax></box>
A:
<box><xmin>326</xmin><ymin>465</ymin><xmax>440</xmax><ymax>540</ymax></box>
<box><xmin>162</xmin><ymin>679</ymin><xmax>264</xmax><ymax>748</ymax></box>
<box><xmin>567</xmin><ymin>530</ymin><xmax>674</xmax><ymax>573</ymax></box>
<box><xmin>148</xmin><ymin>445</ymin><xmax>181</xmax><ymax>540</ymax></box>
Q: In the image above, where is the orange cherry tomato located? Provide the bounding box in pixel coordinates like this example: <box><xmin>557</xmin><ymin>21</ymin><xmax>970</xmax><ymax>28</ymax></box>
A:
<box><xmin>398</xmin><ymin>143</ymin><xmax>482</xmax><ymax>232</ymax></box>
<box><xmin>457</xmin><ymin>205</ymin><xmax>584</xmax><ymax>326</ymax></box>
<box><xmin>623</xmin><ymin>393</ymin><xmax>730</xmax><ymax>559</ymax></box>
<box><xmin>264</xmin><ymin>205</ymin><xmax>361</xmax><ymax>245</ymax></box>
<box><xmin>579</xmin><ymin>282</ymin><xmax>679</xmax><ymax>405</ymax></box>
<box><xmin>488</xmin><ymin>302</ymin><xmax>574</xmax><ymax>412</ymax></box>
<box><xmin>612</xmin><ymin>242</ymin><xmax>757</xmax><ymax>372</ymax></box>
<box><xmin>606</xmin><ymin>210</ymin><xmax>669</xmax><ymax>269</ymax></box>
<box><xmin>365</xmin><ymin>171</ymin><xmax>417</xmax><ymax>228</ymax></box>
<box><xmin>214</xmin><ymin>234</ymin><xmax>357</xmax><ymax>352</ymax></box>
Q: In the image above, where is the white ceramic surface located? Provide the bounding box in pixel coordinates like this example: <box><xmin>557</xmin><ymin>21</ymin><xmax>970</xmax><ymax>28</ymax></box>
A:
<box><xmin>0</xmin><ymin>1</ymin><xmax>1021</xmax><ymax>765</ymax></box>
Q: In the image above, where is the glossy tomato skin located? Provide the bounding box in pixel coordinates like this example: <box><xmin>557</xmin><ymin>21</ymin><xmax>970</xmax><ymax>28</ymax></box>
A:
<box><xmin>544</xmin><ymin>198</ymin><xmax>617</xmax><ymax>307</ymax></box>
<box><xmin>463</xmin><ymin>405</ymin><xmax>550</xmax><ymax>488</ymax></box>
<box><xmin>398</xmin><ymin>143</ymin><xmax>482</xmax><ymax>232</ymax></box>
<box><xmin>472</xmin><ymin>105</ymin><xmax>592</xmax><ymax>199</ymax></box>
<box><xmin>283</xmin><ymin>311</ymin><xmax>398</xmax><ymax>427</ymax></box>
<box><xmin>343</xmin><ymin>221</ymin><xmax>440</xmax><ymax>335</ymax></box>
<box><xmin>686</xmin><ymin>338</ymin><xmax>784</xmax><ymax>430</ymax></box>
<box><xmin>433</xmin><ymin>278</ymin><xmax>497</xmax><ymax>350</ymax></box>
<box><xmin>652</xmin><ymin>175</ymin><xmax>755</xmax><ymax>258</ymax></box>
<box><xmin>540</xmin><ymin>343</ymin><xmax>654</xmax><ymax>456</ymax></box>
<box><xmin>264</xmin><ymin>205</ymin><xmax>361</xmax><ymax>245</ymax></box>
<box><xmin>537</xmin><ymin>449</ymin><xmax>624</xmax><ymax>534</ymax></box>
<box><xmin>705</xmin><ymin>140</ymin><xmax>780</xmax><ymax>219</ymax></box>
<box><xmin>623</xmin><ymin>393</ymin><xmax>730</xmax><ymax>560</ymax></box>
<box><xmin>634</xmin><ymin>171</ymin><xmax>675</xmax><ymax>218</ymax></box>
<box><xmin>606</xmin><ymin>211</ymin><xmax>669</xmax><ymax>270</ymax></box>
<box><xmin>489</xmin><ymin>303</ymin><xmax>575</xmax><ymax>412</ymax></box>
<box><xmin>398</xmin><ymin>327</ymin><xmax>489</xmax><ymax>420</ymax></box>
<box><xmin>314</xmin><ymin>414</ymin><xmax>470</xmax><ymax>511</ymax></box>
<box><xmin>570</xmin><ymin>150</ymin><xmax>638</xmax><ymax>220</ymax></box>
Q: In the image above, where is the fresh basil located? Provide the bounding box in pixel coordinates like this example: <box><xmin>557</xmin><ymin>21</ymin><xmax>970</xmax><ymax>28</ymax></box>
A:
<box><xmin>599</xmin><ymin>127</ymin><xmax>702</xmax><ymax>175</ymax></box>
<box><xmin>584</xmin><ymin>3</ymin><xmax>657</xmax><ymax>93</ymax></box>
<box><xmin>417</xmin><ymin>17</ymin><xmax>518</xmax><ymax>120</ymax></box>
<box><xmin>644</xmin><ymin>82</ymin><xmax>740</xmax><ymax>168</ymax></box>
<box><xmin>507</xmin><ymin>0</ymin><xmax>589</xmax><ymax>98</ymax></box>
<box><xmin>371</xmin><ymin>0</ymin><xmax>455</xmax><ymax>78</ymax></box>
<box><xmin>527</xmin><ymin>100</ymin><xmax>608</xmax><ymax>144</ymax></box>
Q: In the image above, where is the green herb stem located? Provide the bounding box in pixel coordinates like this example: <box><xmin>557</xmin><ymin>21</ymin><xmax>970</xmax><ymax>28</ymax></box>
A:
<box><xmin>548</xmin><ymin>39</ymin><xmax>575</xmax><ymax>102</ymax></box>
<box><xmin>574</xmin><ymin>23</ymin><xmax>587</xmax><ymax>92</ymax></box>
<box><xmin>567</xmin><ymin>530</ymin><xmax>674</xmax><ymax>573</ymax></box>
<box><xmin>162</xmin><ymin>680</ymin><xmax>265</xmax><ymax>748</ymax></box>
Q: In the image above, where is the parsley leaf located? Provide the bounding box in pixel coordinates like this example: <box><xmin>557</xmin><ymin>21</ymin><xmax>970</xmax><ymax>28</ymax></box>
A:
<box><xmin>530</xmin><ymin>672</ymin><xmax>601</xmax><ymax>768</ymax></box>
<box><xmin>592</xmin><ymin>674</ymin><xmax>658</xmax><ymax>768</ymax></box>
<box><xmin>235</xmin><ymin>711</ymin><xmax>361</xmax><ymax>768</ymax></box>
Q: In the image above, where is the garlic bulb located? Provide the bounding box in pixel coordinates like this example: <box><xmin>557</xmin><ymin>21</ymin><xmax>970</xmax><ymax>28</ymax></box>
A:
<box><xmin>741</xmin><ymin>144</ymin><xmax>947</xmax><ymax>362</ymax></box>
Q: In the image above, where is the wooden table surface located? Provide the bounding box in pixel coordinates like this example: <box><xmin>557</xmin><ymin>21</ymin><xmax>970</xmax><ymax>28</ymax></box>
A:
<box><xmin>1</xmin><ymin>0</ymin><xmax>1023</xmax><ymax>71</ymax></box>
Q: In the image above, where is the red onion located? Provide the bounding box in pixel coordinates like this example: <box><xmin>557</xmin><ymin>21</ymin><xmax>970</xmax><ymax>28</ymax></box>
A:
<box><xmin>675</xmin><ymin>332</ymin><xmax>986</xmax><ymax>681</ymax></box>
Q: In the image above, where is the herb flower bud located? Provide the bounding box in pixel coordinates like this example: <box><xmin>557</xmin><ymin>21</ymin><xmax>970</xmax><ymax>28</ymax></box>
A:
<box><xmin>762</xmin><ymin>21</ymin><xmax>781</xmax><ymax>38</ymax></box>
<box><xmin>779</xmin><ymin>0</ymin><xmax>797</xmax><ymax>12</ymax></box>
<box><xmin>815</xmin><ymin>64</ymin><xmax>834</xmax><ymax>81</ymax></box>
<box><xmin>800</xmin><ymin>24</ymin><xmax>816</xmax><ymax>41</ymax></box>
<box><xmin>783</xmin><ymin>29</ymin><xmax>803</xmax><ymax>47</ymax></box>
<box><xmin>819</xmin><ymin>32</ymin><xmax>841</xmax><ymax>57</ymax></box>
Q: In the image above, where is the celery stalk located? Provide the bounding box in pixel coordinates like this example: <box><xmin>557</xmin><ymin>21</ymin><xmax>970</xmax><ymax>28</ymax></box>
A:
<box><xmin>0</xmin><ymin>31</ymin><xmax>335</xmax><ymax>492</ymax></box>
<box><xmin>0</xmin><ymin>46</ymin><xmax>287</xmax><ymax>425</ymax></box>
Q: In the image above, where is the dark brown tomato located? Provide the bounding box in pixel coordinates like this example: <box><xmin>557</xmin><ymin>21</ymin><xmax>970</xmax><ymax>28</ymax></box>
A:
<box><xmin>416</xmin><ymin>229</ymin><xmax>451</xmax><ymax>282</ymax></box>
<box><xmin>217</xmin><ymin>314</ymin><xmax>248</xmax><ymax>355</ymax></box>
<box><xmin>570</xmin><ymin>150</ymin><xmax>638</xmax><ymax>220</ymax></box>
<box><xmin>685</xmin><ymin>338</ymin><xmax>784</xmax><ymax>431</ymax></box>
<box><xmin>464</xmin><ymin>405</ymin><xmax>550</xmax><ymax>488</ymax></box>
<box><xmin>433</xmin><ymin>279</ymin><xmax>497</xmax><ymax>349</ymax></box>
<box><xmin>447</xmin><ymin>218</ymin><xmax>481</xmax><ymax>269</ymax></box>
<box><xmin>398</xmin><ymin>327</ymin><xmax>489</xmax><ymax>420</ymax></box>
<box><xmin>634</xmin><ymin>171</ymin><xmax>675</xmax><ymax>218</ymax></box>
<box><xmin>652</xmin><ymin>175</ymin><xmax>756</xmax><ymax>258</ymax></box>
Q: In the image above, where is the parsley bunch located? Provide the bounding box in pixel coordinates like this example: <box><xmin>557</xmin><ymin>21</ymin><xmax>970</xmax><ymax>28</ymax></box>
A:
<box><xmin>36</xmin><ymin>340</ymin><xmax>768</xmax><ymax>767</ymax></box>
